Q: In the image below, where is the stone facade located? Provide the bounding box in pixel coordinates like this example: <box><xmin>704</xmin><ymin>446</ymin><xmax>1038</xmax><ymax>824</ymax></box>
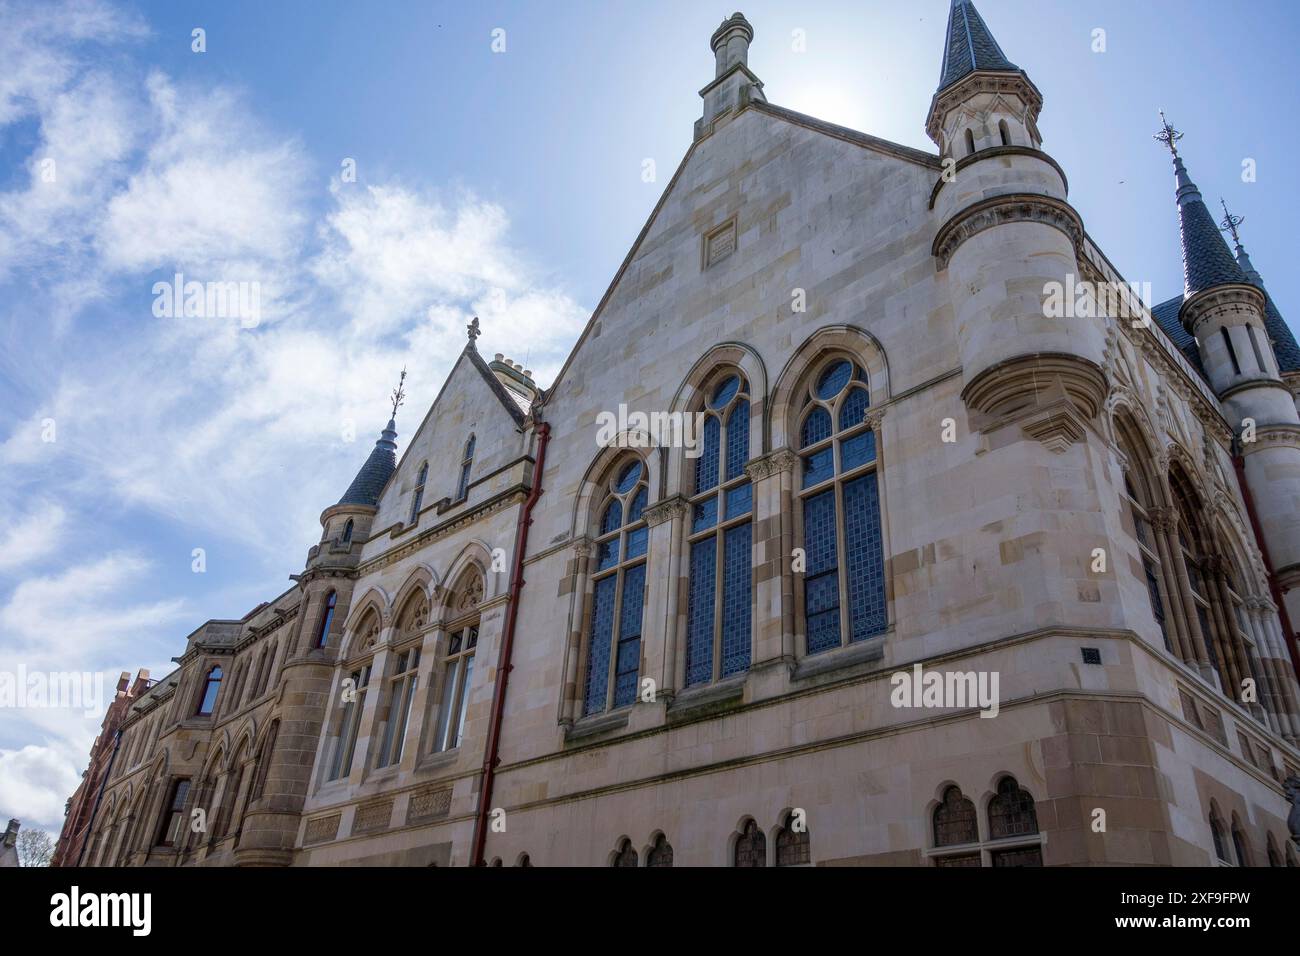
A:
<box><xmin>58</xmin><ymin>5</ymin><xmax>1300</xmax><ymax>868</ymax></box>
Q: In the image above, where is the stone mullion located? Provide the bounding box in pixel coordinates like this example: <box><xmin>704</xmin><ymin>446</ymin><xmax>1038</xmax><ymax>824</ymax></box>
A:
<box><xmin>1239</xmin><ymin>604</ymin><xmax>1285</xmax><ymax>736</ymax></box>
<box><xmin>398</xmin><ymin>625</ymin><xmax>443</xmax><ymax>770</ymax></box>
<box><xmin>1162</xmin><ymin>512</ymin><xmax>1217</xmax><ymax>685</ymax></box>
<box><xmin>640</xmin><ymin>501</ymin><xmax>680</xmax><ymax>702</ymax></box>
<box><xmin>1149</xmin><ymin>508</ymin><xmax>1196</xmax><ymax>667</ymax></box>
<box><xmin>745</xmin><ymin>455</ymin><xmax>792</xmax><ymax>667</ymax></box>
<box><xmin>564</xmin><ymin>542</ymin><xmax>594</xmax><ymax>723</ymax></box>
<box><xmin>1203</xmin><ymin>560</ymin><xmax>1246</xmax><ymax>705</ymax></box>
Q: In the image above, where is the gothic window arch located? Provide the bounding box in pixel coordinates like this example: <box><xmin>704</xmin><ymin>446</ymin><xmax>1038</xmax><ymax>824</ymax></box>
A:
<box><xmin>195</xmin><ymin>665</ymin><xmax>222</xmax><ymax>716</ymax></box>
<box><xmin>1209</xmin><ymin>807</ymin><xmax>1229</xmax><ymax>863</ymax></box>
<box><xmin>685</xmin><ymin>370</ymin><xmax>753</xmax><ymax>686</ymax></box>
<box><xmin>998</xmin><ymin>118</ymin><xmax>1010</xmax><ymax>146</ymax></box>
<box><xmin>612</xmin><ymin>837</ymin><xmax>638</xmax><ymax>867</ymax></box>
<box><xmin>327</xmin><ymin>650</ymin><xmax>373</xmax><ymax>781</ymax></box>
<box><xmin>1230</xmin><ymin>815</ymin><xmax>1251</xmax><ymax>867</ymax></box>
<box><xmin>218</xmin><ymin>744</ymin><xmax>248</xmax><ymax>839</ymax></box>
<box><xmin>964</xmin><ymin>127</ymin><xmax>975</xmax><ymax>156</ymax></box>
<box><xmin>583</xmin><ymin>458</ymin><xmax>649</xmax><ymax>715</ymax></box>
<box><xmin>342</xmin><ymin>518</ymin><xmax>353</xmax><ymax>544</ymax></box>
<box><xmin>313</xmin><ymin>591</ymin><xmax>338</xmax><ymax>649</ymax></box>
<box><xmin>251</xmin><ymin>720</ymin><xmax>279</xmax><ymax>802</ymax></box>
<box><xmin>411</xmin><ymin>461</ymin><xmax>428</xmax><ymax>525</ymax></box>
<box><xmin>1115</xmin><ymin>415</ymin><xmax>1171</xmax><ymax>653</ymax></box>
<box><xmin>734</xmin><ymin>818</ymin><xmax>766</xmax><ymax>867</ymax></box>
<box><xmin>431</xmin><ymin>570</ymin><xmax>481</xmax><ymax>753</ymax></box>
<box><xmin>795</xmin><ymin>357</ymin><xmax>886</xmax><ymax>655</ymax></box>
<box><xmin>376</xmin><ymin>641</ymin><xmax>420</xmax><ymax>768</ymax></box>
<box><xmin>646</xmin><ymin>833</ymin><xmax>674</xmax><ymax>867</ymax></box>
<box><xmin>988</xmin><ymin>776</ymin><xmax>1039</xmax><ymax>839</ymax></box>
<box><xmin>1266</xmin><ymin>833</ymin><xmax>1283</xmax><ymax>868</ymax></box>
<box><xmin>774</xmin><ymin>811</ymin><xmax>811</xmax><ymax>867</ymax></box>
<box><xmin>933</xmin><ymin>785</ymin><xmax>978</xmax><ymax>849</ymax></box>
<box><xmin>455</xmin><ymin>435</ymin><xmax>475</xmax><ymax>501</ymax></box>
<box><xmin>256</xmin><ymin>642</ymin><xmax>278</xmax><ymax>698</ymax></box>
<box><xmin>1170</xmin><ymin>471</ymin><xmax>1224</xmax><ymax>685</ymax></box>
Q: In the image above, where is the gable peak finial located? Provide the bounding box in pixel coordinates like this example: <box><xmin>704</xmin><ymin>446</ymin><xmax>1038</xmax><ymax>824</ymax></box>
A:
<box><xmin>1218</xmin><ymin>198</ymin><xmax>1245</xmax><ymax>248</ymax></box>
<box><xmin>467</xmin><ymin>315</ymin><xmax>481</xmax><ymax>347</ymax></box>
<box><xmin>1154</xmin><ymin>109</ymin><xmax>1182</xmax><ymax>158</ymax></box>
<box><xmin>389</xmin><ymin>366</ymin><xmax>407</xmax><ymax>420</ymax></box>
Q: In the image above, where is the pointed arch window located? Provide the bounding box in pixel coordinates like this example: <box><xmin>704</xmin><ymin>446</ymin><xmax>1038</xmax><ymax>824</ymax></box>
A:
<box><xmin>612</xmin><ymin>838</ymin><xmax>638</xmax><ymax>868</ymax></box>
<box><xmin>796</xmin><ymin>359</ymin><xmax>886</xmax><ymax>654</ymax></box>
<box><xmin>342</xmin><ymin>519</ymin><xmax>353</xmax><ymax>544</ymax></box>
<box><xmin>933</xmin><ymin>785</ymin><xmax>978</xmax><ymax>849</ymax></box>
<box><xmin>195</xmin><ymin>665</ymin><xmax>222</xmax><ymax>716</ymax></box>
<box><xmin>156</xmin><ymin>779</ymin><xmax>191</xmax><ymax>847</ymax></box>
<box><xmin>411</xmin><ymin>462</ymin><xmax>428</xmax><ymax>525</ymax></box>
<box><xmin>998</xmin><ymin>119</ymin><xmax>1010</xmax><ymax>146</ymax></box>
<box><xmin>313</xmin><ymin>591</ymin><xmax>337</xmax><ymax>649</ymax></box>
<box><xmin>433</xmin><ymin>622</ymin><xmax>477</xmax><ymax>752</ymax></box>
<box><xmin>455</xmin><ymin>435</ymin><xmax>475</xmax><ymax>502</ymax></box>
<box><xmin>328</xmin><ymin>662</ymin><xmax>371</xmax><ymax>780</ymax></box>
<box><xmin>583</xmin><ymin>460</ymin><xmax>649</xmax><ymax>715</ymax></box>
<box><xmin>964</xmin><ymin>128</ymin><xmax>976</xmax><ymax>156</ymax></box>
<box><xmin>685</xmin><ymin>373</ymin><xmax>752</xmax><ymax>686</ymax></box>
<box><xmin>1117</xmin><ymin>422</ymin><xmax>1171</xmax><ymax>653</ymax></box>
<box><xmin>734</xmin><ymin>819</ymin><xmax>766</xmax><ymax>867</ymax></box>
<box><xmin>377</xmin><ymin>644</ymin><xmax>421</xmax><ymax>768</ymax></box>
<box><xmin>647</xmin><ymin>834</ymin><xmax>674</xmax><ymax>867</ymax></box>
<box><xmin>1209</xmin><ymin>809</ymin><xmax>1229</xmax><ymax>863</ymax></box>
<box><xmin>255</xmin><ymin>642</ymin><xmax>277</xmax><ymax>698</ymax></box>
<box><xmin>1230</xmin><ymin>817</ymin><xmax>1251</xmax><ymax>867</ymax></box>
<box><xmin>775</xmin><ymin>811</ymin><xmax>811</xmax><ymax>866</ymax></box>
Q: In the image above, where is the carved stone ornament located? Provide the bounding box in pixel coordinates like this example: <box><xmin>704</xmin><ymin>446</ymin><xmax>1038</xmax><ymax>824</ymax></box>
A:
<box><xmin>932</xmin><ymin>194</ymin><xmax>1083</xmax><ymax>270</ymax></box>
<box><xmin>456</xmin><ymin>575</ymin><xmax>484</xmax><ymax>612</ymax></box>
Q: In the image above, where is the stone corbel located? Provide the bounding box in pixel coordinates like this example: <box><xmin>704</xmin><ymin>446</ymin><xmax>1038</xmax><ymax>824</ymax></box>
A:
<box><xmin>1021</xmin><ymin>405</ymin><xmax>1086</xmax><ymax>454</ymax></box>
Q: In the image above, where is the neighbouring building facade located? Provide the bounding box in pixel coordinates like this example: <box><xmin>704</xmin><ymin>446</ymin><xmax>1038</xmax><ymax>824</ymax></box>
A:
<box><xmin>57</xmin><ymin>2</ymin><xmax>1300</xmax><ymax>867</ymax></box>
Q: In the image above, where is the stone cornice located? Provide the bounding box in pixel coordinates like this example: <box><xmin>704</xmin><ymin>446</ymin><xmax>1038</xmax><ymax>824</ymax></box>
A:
<box><xmin>928</xmin><ymin>146</ymin><xmax>1068</xmax><ymax>210</ymax></box>
<box><xmin>1240</xmin><ymin>423</ymin><xmax>1300</xmax><ymax>456</ymax></box>
<box><xmin>1180</xmin><ymin>283</ymin><xmax>1267</xmax><ymax>335</ymax></box>
<box><xmin>932</xmin><ymin>193</ymin><xmax>1083</xmax><ymax>270</ymax></box>
<box><xmin>925</xmin><ymin>69</ymin><xmax>1044</xmax><ymax>146</ymax></box>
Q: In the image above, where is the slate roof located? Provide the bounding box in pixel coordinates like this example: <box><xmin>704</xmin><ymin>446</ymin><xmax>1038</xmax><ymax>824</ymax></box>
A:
<box><xmin>1150</xmin><ymin>295</ymin><xmax>1208</xmax><ymax>378</ymax></box>
<box><xmin>1172</xmin><ymin>157</ymin><xmax>1248</xmax><ymax>295</ymax></box>
<box><xmin>938</xmin><ymin>0</ymin><xmax>1019</xmax><ymax>91</ymax></box>
<box><xmin>338</xmin><ymin>419</ymin><xmax>398</xmax><ymax>507</ymax></box>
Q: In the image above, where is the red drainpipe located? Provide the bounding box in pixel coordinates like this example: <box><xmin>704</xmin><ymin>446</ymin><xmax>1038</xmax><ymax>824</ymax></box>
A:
<box><xmin>472</xmin><ymin>421</ymin><xmax>550</xmax><ymax>865</ymax></box>
<box><xmin>1233</xmin><ymin>451</ymin><xmax>1300</xmax><ymax>683</ymax></box>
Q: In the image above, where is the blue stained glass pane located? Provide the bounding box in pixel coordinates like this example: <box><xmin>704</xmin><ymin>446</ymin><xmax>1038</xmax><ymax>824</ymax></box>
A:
<box><xmin>725</xmin><ymin>482</ymin><xmax>752</xmax><ymax>519</ymax></box>
<box><xmin>838</xmin><ymin>387</ymin><xmax>870</xmax><ymax>431</ymax></box>
<box><xmin>584</xmin><ymin>577</ymin><xmax>616</xmax><ymax>714</ymax></box>
<box><xmin>596</xmin><ymin>537</ymin><xmax>619</xmax><ymax>572</ymax></box>
<box><xmin>721</xmin><ymin>522</ymin><xmax>752</xmax><ymax>677</ymax></box>
<box><xmin>685</xmin><ymin>539</ymin><xmax>716</xmax><ymax>687</ymax></box>
<box><xmin>629</xmin><ymin>486</ymin><xmax>647</xmax><ymax>523</ymax></box>
<box><xmin>711</xmin><ymin>375</ymin><xmax>740</xmax><ymax>409</ymax></box>
<box><xmin>613</xmin><ymin>565</ymin><xmax>646</xmax><ymax>707</ymax></box>
<box><xmin>725</xmin><ymin>400</ymin><xmax>749</xmax><ymax>481</ymax></box>
<box><xmin>600</xmin><ymin>499</ymin><xmax>622</xmax><ymax>536</ymax></box>
<box><xmin>816</xmin><ymin>360</ymin><xmax>852</xmax><ymax>400</ymax></box>
<box><xmin>800</xmin><ymin>408</ymin><xmax>832</xmax><ymax>448</ymax></box>
<box><xmin>625</xmin><ymin>525</ymin><xmax>648</xmax><ymax>559</ymax></box>
<box><xmin>692</xmin><ymin>495</ymin><xmax>717</xmax><ymax>533</ymax></box>
<box><xmin>840</xmin><ymin>430</ymin><xmax>876</xmax><ymax>471</ymax></box>
<box><xmin>802</xmin><ymin>448</ymin><xmax>834</xmax><ymax>488</ymax></box>
<box><xmin>695</xmin><ymin>415</ymin><xmax>721</xmax><ymax>492</ymax></box>
<box><xmin>843</xmin><ymin>473</ymin><xmax>887</xmax><ymax>642</ymax></box>
<box><xmin>615</xmin><ymin>461</ymin><xmax>642</xmax><ymax>494</ymax></box>
<box><xmin>803</xmin><ymin>489</ymin><xmax>841</xmax><ymax>654</ymax></box>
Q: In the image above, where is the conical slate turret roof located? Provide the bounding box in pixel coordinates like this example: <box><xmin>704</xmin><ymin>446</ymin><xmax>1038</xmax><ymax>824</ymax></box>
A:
<box><xmin>1170</xmin><ymin>155</ymin><xmax>1248</xmax><ymax>296</ymax></box>
<box><xmin>938</xmin><ymin>0</ymin><xmax>1019</xmax><ymax>92</ymax></box>
<box><xmin>1235</xmin><ymin>245</ymin><xmax>1300</xmax><ymax>373</ymax></box>
<box><xmin>338</xmin><ymin>419</ymin><xmax>398</xmax><ymax>507</ymax></box>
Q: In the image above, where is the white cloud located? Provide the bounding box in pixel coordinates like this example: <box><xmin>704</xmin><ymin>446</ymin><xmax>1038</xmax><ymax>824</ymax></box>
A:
<box><xmin>0</xmin><ymin>744</ymin><xmax>82</xmax><ymax>831</ymax></box>
<box><xmin>0</xmin><ymin>499</ymin><xmax>66</xmax><ymax>572</ymax></box>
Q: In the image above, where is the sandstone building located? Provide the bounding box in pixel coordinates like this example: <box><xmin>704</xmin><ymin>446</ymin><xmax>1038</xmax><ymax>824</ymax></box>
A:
<box><xmin>57</xmin><ymin>2</ymin><xmax>1300</xmax><ymax>867</ymax></box>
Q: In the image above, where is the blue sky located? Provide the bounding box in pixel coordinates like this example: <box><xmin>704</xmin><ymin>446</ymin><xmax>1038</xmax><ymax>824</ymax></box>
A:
<box><xmin>1</xmin><ymin>0</ymin><xmax>1298</xmax><ymax>837</ymax></box>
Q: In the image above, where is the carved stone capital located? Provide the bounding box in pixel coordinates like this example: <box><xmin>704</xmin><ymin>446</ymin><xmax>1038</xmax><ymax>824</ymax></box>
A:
<box><xmin>863</xmin><ymin>406</ymin><xmax>887</xmax><ymax>432</ymax></box>
<box><xmin>932</xmin><ymin>193</ymin><xmax>1083</xmax><ymax>270</ymax></box>
<box><xmin>746</xmin><ymin>448</ymin><xmax>799</xmax><ymax>480</ymax></box>
<box><xmin>571</xmin><ymin>536</ymin><xmax>594</xmax><ymax>559</ymax></box>
<box><xmin>1180</xmin><ymin>284</ymin><xmax>1267</xmax><ymax>337</ymax></box>
<box><xmin>642</xmin><ymin>496</ymin><xmax>688</xmax><ymax>528</ymax></box>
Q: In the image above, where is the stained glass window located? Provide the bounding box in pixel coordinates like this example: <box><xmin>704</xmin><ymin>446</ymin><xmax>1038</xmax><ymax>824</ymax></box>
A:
<box><xmin>775</xmin><ymin>812</ymin><xmax>811</xmax><ymax>866</ymax></box>
<box><xmin>988</xmin><ymin>777</ymin><xmax>1039</xmax><ymax>839</ymax></box>
<box><xmin>613</xmin><ymin>838</ymin><xmax>638</xmax><ymax>868</ymax></box>
<box><xmin>584</xmin><ymin>459</ymin><xmax>650</xmax><ymax>715</ymax></box>
<box><xmin>685</xmin><ymin>372</ymin><xmax>752</xmax><ymax>687</ymax></box>
<box><xmin>797</xmin><ymin>358</ymin><xmax>886</xmax><ymax>655</ymax></box>
<box><xmin>647</xmin><ymin>834</ymin><xmax>674</xmax><ymax>867</ymax></box>
<box><xmin>734</xmin><ymin>819</ymin><xmax>766</xmax><ymax>867</ymax></box>
<box><xmin>933</xmin><ymin>786</ymin><xmax>978</xmax><ymax>847</ymax></box>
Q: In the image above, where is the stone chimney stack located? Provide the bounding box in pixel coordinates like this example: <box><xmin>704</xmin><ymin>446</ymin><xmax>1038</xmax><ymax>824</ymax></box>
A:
<box><xmin>712</xmin><ymin>12</ymin><xmax>752</xmax><ymax>76</ymax></box>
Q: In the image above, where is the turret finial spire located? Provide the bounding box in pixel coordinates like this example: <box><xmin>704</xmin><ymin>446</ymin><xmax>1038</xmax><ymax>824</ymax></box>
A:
<box><xmin>389</xmin><ymin>366</ymin><xmax>407</xmax><ymax>420</ymax></box>
<box><xmin>1154</xmin><ymin>110</ymin><xmax>1182</xmax><ymax>158</ymax></box>
<box><xmin>1218</xmin><ymin>198</ymin><xmax>1245</xmax><ymax>249</ymax></box>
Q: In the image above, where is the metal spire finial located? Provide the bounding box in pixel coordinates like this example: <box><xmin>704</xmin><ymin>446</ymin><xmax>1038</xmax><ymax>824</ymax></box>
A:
<box><xmin>1218</xmin><ymin>198</ymin><xmax>1245</xmax><ymax>247</ymax></box>
<box><xmin>1154</xmin><ymin>109</ymin><xmax>1183</xmax><ymax>157</ymax></box>
<box><xmin>389</xmin><ymin>366</ymin><xmax>407</xmax><ymax>420</ymax></box>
